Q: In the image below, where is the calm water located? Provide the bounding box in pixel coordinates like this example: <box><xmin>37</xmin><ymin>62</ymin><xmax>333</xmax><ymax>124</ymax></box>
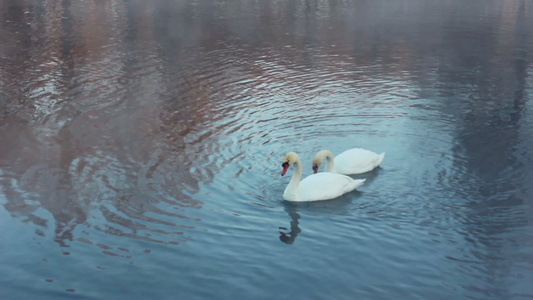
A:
<box><xmin>1</xmin><ymin>0</ymin><xmax>533</xmax><ymax>299</ymax></box>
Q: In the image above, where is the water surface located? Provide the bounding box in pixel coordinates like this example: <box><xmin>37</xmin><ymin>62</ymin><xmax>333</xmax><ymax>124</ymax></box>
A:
<box><xmin>1</xmin><ymin>0</ymin><xmax>533</xmax><ymax>299</ymax></box>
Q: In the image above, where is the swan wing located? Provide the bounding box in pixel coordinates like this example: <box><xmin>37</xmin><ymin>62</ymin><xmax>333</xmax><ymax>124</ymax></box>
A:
<box><xmin>335</xmin><ymin>148</ymin><xmax>385</xmax><ymax>174</ymax></box>
<box><xmin>297</xmin><ymin>173</ymin><xmax>364</xmax><ymax>202</ymax></box>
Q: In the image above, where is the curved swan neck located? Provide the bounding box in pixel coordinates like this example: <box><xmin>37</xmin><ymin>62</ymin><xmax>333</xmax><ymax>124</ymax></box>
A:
<box><xmin>284</xmin><ymin>155</ymin><xmax>302</xmax><ymax>200</ymax></box>
<box><xmin>317</xmin><ymin>150</ymin><xmax>336</xmax><ymax>173</ymax></box>
<box><xmin>288</xmin><ymin>156</ymin><xmax>302</xmax><ymax>187</ymax></box>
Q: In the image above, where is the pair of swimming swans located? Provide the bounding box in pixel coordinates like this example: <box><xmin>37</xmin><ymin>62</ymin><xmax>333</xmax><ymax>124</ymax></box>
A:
<box><xmin>281</xmin><ymin>148</ymin><xmax>385</xmax><ymax>202</ymax></box>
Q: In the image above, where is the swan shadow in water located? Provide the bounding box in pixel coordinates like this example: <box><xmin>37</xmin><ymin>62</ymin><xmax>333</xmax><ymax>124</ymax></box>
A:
<box><xmin>347</xmin><ymin>165</ymin><xmax>384</xmax><ymax>186</ymax></box>
<box><xmin>278</xmin><ymin>190</ymin><xmax>363</xmax><ymax>244</ymax></box>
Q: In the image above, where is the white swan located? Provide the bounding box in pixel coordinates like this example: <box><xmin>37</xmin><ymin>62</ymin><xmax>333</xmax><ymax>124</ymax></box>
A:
<box><xmin>281</xmin><ymin>152</ymin><xmax>365</xmax><ymax>202</ymax></box>
<box><xmin>312</xmin><ymin>148</ymin><xmax>385</xmax><ymax>175</ymax></box>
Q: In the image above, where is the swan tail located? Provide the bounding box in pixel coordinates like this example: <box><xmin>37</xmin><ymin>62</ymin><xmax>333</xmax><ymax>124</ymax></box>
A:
<box><xmin>376</xmin><ymin>152</ymin><xmax>385</xmax><ymax>166</ymax></box>
<box><xmin>351</xmin><ymin>178</ymin><xmax>365</xmax><ymax>190</ymax></box>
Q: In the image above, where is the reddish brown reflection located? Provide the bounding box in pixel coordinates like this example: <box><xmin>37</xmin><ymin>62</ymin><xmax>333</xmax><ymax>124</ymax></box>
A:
<box><xmin>0</xmin><ymin>0</ymin><xmax>215</xmax><ymax>246</ymax></box>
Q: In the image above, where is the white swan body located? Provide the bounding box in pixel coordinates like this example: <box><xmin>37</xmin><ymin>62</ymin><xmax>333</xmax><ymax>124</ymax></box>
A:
<box><xmin>281</xmin><ymin>152</ymin><xmax>365</xmax><ymax>202</ymax></box>
<box><xmin>313</xmin><ymin>148</ymin><xmax>385</xmax><ymax>175</ymax></box>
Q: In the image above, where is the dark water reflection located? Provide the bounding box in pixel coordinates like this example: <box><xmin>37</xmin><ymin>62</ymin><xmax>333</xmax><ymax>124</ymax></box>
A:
<box><xmin>1</xmin><ymin>0</ymin><xmax>533</xmax><ymax>299</ymax></box>
<box><xmin>279</xmin><ymin>203</ymin><xmax>301</xmax><ymax>245</ymax></box>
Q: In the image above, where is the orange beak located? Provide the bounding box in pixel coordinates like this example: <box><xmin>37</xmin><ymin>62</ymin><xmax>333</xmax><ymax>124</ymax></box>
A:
<box><xmin>281</xmin><ymin>162</ymin><xmax>289</xmax><ymax>176</ymax></box>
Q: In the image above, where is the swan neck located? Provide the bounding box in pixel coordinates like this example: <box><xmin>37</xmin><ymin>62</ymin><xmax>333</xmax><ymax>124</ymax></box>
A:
<box><xmin>323</xmin><ymin>152</ymin><xmax>337</xmax><ymax>173</ymax></box>
<box><xmin>284</xmin><ymin>157</ymin><xmax>302</xmax><ymax>200</ymax></box>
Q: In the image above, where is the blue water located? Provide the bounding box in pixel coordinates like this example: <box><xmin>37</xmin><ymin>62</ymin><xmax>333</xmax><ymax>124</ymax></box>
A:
<box><xmin>1</xmin><ymin>0</ymin><xmax>533</xmax><ymax>299</ymax></box>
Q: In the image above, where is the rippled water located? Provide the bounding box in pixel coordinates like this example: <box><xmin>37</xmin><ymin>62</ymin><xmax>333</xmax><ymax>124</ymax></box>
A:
<box><xmin>1</xmin><ymin>0</ymin><xmax>533</xmax><ymax>299</ymax></box>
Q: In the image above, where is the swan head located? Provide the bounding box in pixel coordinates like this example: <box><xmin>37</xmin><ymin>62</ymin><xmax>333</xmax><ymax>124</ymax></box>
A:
<box><xmin>281</xmin><ymin>152</ymin><xmax>299</xmax><ymax>176</ymax></box>
<box><xmin>312</xmin><ymin>150</ymin><xmax>331</xmax><ymax>174</ymax></box>
<box><xmin>311</xmin><ymin>156</ymin><xmax>324</xmax><ymax>174</ymax></box>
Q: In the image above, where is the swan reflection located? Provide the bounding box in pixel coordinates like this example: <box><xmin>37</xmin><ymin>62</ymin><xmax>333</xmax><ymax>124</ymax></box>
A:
<box><xmin>279</xmin><ymin>204</ymin><xmax>301</xmax><ymax>244</ymax></box>
<box><xmin>278</xmin><ymin>185</ymin><xmax>370</xmax><ymax>245</ymax></box>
